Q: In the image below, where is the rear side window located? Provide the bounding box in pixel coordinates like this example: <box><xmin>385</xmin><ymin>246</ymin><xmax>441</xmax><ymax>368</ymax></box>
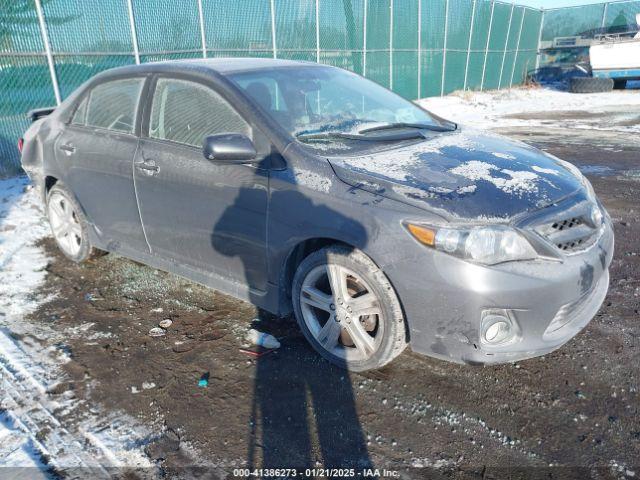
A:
<box><xmin>149</xmin><ymin>78</ymin><xmax>250</xmax><ymax>147</ymax></box>
<box><xmin>84</xmin><ymin>78</ymin><xmax>144</xmax><ymax>134</ymax></box>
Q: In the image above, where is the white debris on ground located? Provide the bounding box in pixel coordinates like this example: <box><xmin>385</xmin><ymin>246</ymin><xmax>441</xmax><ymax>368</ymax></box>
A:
<box><xmin>0</xmin><ymin>176</ymin><xmax>157</xmax><ymax>477</ymax></box>
<box><xmin>419</xmin><ymin>86</ymin><xmax>640</xmax><ymax>134</ymax></box>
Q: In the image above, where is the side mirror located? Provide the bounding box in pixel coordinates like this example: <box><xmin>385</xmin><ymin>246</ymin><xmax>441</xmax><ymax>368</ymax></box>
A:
<box><xmin>203</xmin><ymin>133</ymin><xmax>257</xmax><ymax>163</ymax></box>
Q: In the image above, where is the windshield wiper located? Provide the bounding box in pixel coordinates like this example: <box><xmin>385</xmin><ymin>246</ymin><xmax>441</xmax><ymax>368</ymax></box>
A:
<box><xmin>296</xmin><ymin>129</ymin><xmax>426</xmax><ymax>142</ymax></box>
<box><xmin>358</xmin><ymin>121</ymin><xmax>457</xmax><ymax>134</ymax></box>
<box><xmin>295</xmin><ymin>131</ymin><xmax>361</xmax><ymax>141</ymax></box>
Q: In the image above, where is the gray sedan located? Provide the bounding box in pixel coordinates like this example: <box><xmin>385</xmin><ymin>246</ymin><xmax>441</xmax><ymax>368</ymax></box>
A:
<box><xmin>20</xmin><ymin>59</ymin><xmax>613</xmax><ymax>371</ymax></box>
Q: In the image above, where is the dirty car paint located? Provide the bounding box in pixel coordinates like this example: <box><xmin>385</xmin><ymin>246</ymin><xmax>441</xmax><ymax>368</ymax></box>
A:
<box><xmin>328</xmin><ymin>129</ymin><xmax>583</xmax><ymax>221</ymax></box>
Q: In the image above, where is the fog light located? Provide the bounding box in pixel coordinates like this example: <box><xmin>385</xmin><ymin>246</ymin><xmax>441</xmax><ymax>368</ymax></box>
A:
<box><xmin>484</xmin><ymin>320</ymin><xmax>510</xmax><ymax>343</ymax></box>
<box><xmin>480</xmin><ymin>311</ymin><xmax>519</xmax><ymax>346</ymax></box>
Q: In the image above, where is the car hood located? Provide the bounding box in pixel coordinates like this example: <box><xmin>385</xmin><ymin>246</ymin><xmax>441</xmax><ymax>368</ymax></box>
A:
<box><xmin>327</xmin><ymin>129</ymin><xmax>584</xmax><ymax>221</ymax></box>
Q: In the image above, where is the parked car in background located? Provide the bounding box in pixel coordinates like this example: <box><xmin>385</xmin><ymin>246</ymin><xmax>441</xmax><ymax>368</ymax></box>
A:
<box><xmin>20</xmin><ymin>59</ymin><xmax>613</xmax><ymax>371</ymax></box>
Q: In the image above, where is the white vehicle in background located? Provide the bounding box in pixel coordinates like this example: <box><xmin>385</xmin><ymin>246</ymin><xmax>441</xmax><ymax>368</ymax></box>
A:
<box><xmin>570</xmin><ymin>13</ymin><xmax>640</xmax><ymax>93</ymax></box>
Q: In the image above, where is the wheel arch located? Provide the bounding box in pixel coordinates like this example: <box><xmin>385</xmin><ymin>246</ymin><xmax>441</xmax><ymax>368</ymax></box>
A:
<box><xmin>43</xmin><ymin>176</ymin><xmax>93</xmax><ymax>226</ymax></box>
<box><xmin>278</xmin><ymin>237</ymin><xmax>354</xmax><ymax>315</ymax></box>
<box><xmin>44</xmin><ymin>175</ymin><xmax>58</xmax><ymax>194</ymax></box>
<box><xmin>277</xmin><ymin>237</ymin><xmax>397</xmax><ymax>315</ymax></box>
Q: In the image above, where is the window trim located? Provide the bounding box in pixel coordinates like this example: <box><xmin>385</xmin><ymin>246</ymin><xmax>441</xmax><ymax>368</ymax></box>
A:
<box><xmin>70</xmin><ymin>95</ymin><xmax>88</xmax><ymax>126</ymax></box>
<box><xmin>65</xmin><ymin>74</ymin><xmax>151</xmax><ymax>138</ymax></box>
<box><xmin>141</xmin><ymin>73</ymin><xmax>253</xmax><ymax>151</ymax></box>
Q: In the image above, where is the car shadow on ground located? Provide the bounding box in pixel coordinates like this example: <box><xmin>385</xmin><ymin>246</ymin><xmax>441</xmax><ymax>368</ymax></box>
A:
<box><xmin>246</xmin><ymin>311</ymin><xmax>373</xmax><ymax>469</ymax></box>
<box><xmin>211</xmin><ymin>169</ymin><xmax>373</xmax><ymax>469</ymax></box>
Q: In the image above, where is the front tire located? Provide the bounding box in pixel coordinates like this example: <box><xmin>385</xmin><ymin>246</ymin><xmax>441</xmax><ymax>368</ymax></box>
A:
<box><xmin>46</xmin><ymin>183</ymin><xmax>100</xmax><ymax>263</ymax></box>
<box><xmin>292</xmin><ymin>245</ymin><xmax>407</xmax><ymax>371</ymax></box>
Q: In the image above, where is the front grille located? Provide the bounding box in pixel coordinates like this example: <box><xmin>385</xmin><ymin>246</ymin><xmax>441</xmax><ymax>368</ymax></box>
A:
<box><xmin>532</xmin><ymin>203</ymin><xmax>602</xmax><ymax>254</ymax></box>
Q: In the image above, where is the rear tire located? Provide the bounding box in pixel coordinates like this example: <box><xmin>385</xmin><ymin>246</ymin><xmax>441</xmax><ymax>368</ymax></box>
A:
<box><xmin>613</xmin><ymin>79</ymin><xmax>627</xmax><ymax>90</ymax></box>
<box><xmin>569</xmin><ymin>77</ymin><xmax>613</xmax><ymax>93</ymax></box>
<box><xmin>292</xmin><ymin>245</ymin><xmax>407</xmax><ymax>371</ymax></box>
<box><xmin>46</xmin><ymin>183</ymin><xmax>101</xmax><ymax>263</ymax></box>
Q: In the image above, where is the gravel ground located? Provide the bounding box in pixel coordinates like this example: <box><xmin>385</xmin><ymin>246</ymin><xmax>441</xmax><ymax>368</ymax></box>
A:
<box><xmin>3</xmin><ymin>91</ymin><xmax>639</xmax><ymax>479</ymax></box>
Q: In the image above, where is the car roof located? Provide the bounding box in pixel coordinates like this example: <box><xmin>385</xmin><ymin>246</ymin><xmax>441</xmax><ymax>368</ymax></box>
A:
<box><xmin>95</xmin><ymin>57</ymin><xmax>325</xmax><ymax>79</ymax></box>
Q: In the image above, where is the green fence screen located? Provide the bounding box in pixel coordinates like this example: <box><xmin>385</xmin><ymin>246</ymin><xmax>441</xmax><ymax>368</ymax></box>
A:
<box><xmin>1</xmin><ymin>0</ymin><xmax>545</xmax><ymax>176</ymax></box>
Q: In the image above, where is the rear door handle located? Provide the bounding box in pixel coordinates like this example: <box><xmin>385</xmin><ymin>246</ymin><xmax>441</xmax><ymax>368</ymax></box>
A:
<box><xmin>59</xmin><ymin>143</ymin><xmax>76</xmax><ymax>155</ymax></box>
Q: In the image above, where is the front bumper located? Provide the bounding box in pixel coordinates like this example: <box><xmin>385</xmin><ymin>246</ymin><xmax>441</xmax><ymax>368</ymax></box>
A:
<box><xmin>382</xmin><ymin>219</ymin><xmax>614</xmax><ymax>365</ymax></box>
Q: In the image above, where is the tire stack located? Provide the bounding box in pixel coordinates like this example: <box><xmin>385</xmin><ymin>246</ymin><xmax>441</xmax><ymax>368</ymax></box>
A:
<box><xmin>569</xmin><ymin>77</ymin><xmax>614</xmax><ymax>93</ymax></box>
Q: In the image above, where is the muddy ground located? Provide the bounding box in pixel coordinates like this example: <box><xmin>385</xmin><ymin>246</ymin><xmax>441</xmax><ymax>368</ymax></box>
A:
<box><xmin>23</xmin><ymin>115</ymin><xmax>640</xmax><ymax>479</ymax></box>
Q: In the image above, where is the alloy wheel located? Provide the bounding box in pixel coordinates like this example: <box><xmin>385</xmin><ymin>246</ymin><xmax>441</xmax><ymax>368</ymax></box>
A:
<box><xmin>48</xmin><ymin>192</ymin><xmax>83</xmax><ymax>257</ymax></box>
<box><xmin>299</xmin><ymin>263</ymin><xmax>384</xmax><ymax>362</ymax></box>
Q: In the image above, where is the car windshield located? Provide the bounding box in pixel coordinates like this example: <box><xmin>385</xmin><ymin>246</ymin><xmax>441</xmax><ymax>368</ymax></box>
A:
<box><xmin>228</xmin><ymin>66</ymin><xmax>448</xmax><ymax>145</ymax></box>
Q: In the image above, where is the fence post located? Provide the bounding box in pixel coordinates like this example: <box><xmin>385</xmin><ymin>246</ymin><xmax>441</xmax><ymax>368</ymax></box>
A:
<box><xmin>600</xmin><ymin>2</ymin><xmax>608</xmax><ymax>30</ymax></box>
<box><xmin>463</xmin><ymin>0</ymin><xmax>476</xmax><ymax>91</ymax></box>
<box><xmin>315</xmin><ymin>0</ymin><xmax>321</xmax><ymax>63</ymax></box>
<box><xmin>363</xmin><ymin>0</ymin><xmax>368</xmax><ymax>76</ymax></box>
<box><xmin>535</xmin><ymin>8</ymin><xmax>544</xmax><ymax>71</ymax></box>
<box><xmin>480</xmin><ymin>0</ymin><xmax>495</xmax><ymax>91</ymax></box>
<box><xmin>34</xmin><ymin>0</ymin><xmax>61</xmax><ymax>105</ymax></box>
<box><xmin>509</xmin><ymin>7</ymin><xmax>526</xmax><ymax>87</ymax></box>
<box><xmin>389</xmin><ymin>0</ymin><xmax>394</xmax><ymax>89</ymax></box>
<box><xmin>125</xmin><ymin>0</ymin><xmax>140</xmax><ymax>64</ymax></box>
<box><xmin>197</xmin><ymin>0</ymin><xmax>207</xmax><ymax>58</ymax></box>
<box><xmin>440</xmin><ymin>0</ymin><xmax>449</xmax><ymax>96</ymax></box>
<box><xmin>417</xmin><ymin>0</ymin><xmax>422</xmax><ymax>98</ymax></box>
<box><xmin>498</xmin><ymin>2</ymin><xmax>515</xmax><ymax>89</ymax></box>
<box><xmin>270</xmin><ymin>0</ymin><xmax>277</xmax><ymax>59</ymax></box>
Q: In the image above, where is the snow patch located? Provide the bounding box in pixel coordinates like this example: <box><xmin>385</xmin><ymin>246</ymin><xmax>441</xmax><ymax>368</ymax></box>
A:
<box><xmin>341</xmin><ymin>132</ymin><xmax>478</xmax><ymax>183</ymax></box>
<box><xmin>456</xmin><ymin>184</ymin><xmax>477</xmax><ymax>194</ymax></box>
<box><xmin>0</xmin><ymin>176</ymin><xmax>158</xmax><ymax>474</ymax></box>
<box><xmin>418</xmin><ymin>87</ymin><xmax>640</xmax><ymax>135</ymax></box>
<box><xmin>532</xmin><ymin>165</ymin><xmax>560</xmax><ymax>175</ymax></box>
<box><xmin>449</xmin><ymin>160</ymin><xmax>539</xmax><ymax>196</ymax></box>
<box><xmin>294</xmin><ymin>168</ymin><xmax>333</xmax><ymax>193</ymax></box>
<box><xmin>0</xmin><ymin>177</ymin><xmax>50</xmax><ymax>316</ymax></box>
<box><xmin>492</xmin><ymin>152</ymin><xmax>516</xmax><ymax>160</ymax></box>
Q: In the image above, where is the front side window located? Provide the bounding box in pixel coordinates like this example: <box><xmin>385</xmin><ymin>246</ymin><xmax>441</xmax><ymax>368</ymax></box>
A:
<box><xmin>149</xmin><ymin>78</ymin><xmax>250</xmax><ymax>147</ymax></box>
<box><xmin>85</xmin><ymin>78</ymin><xmax>144</xmax><ymax>134</ymax></box>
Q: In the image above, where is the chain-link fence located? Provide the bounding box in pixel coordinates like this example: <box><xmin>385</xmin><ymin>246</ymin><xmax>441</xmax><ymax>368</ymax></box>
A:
<box><xmin>542</xmin><ymin>0</ymin><xmax>640</xmax><ymax>41</ymax></box>
<box><xmin>1</xmin><ymin>0</ymin><xmax>544</xmax><ymax>177</ymax></box>
<box><xmin>537</xmin><ymin>0</ymin><xmax>640</xmax><ymax>81</ymax></box>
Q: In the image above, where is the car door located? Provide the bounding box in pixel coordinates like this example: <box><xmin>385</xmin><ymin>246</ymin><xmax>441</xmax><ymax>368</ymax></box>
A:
<box><xmin>133</xmin><ymin>75</ymin><xmax>270</xmax><ymax>292</ymax></box>
<box><xmin>55</xmin><ymin>76</ymin><xmax>149</xmax><ymax>254</ymax></box>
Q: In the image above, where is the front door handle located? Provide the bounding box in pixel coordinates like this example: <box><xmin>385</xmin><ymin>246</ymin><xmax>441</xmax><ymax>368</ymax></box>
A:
<box><xmin>135</xmin><ymin>159</ymin><xmax>159</xmax><ymax>175</ymax></box>
<box><xmin>59</xmin><ymin>143</ymin><xmax>76</xmax><ymax>155</ymax></box>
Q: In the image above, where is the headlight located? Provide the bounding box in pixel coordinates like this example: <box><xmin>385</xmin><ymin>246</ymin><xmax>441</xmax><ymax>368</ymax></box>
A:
<box><xmin>406</xmin><ymin>223</ymin><xmax>537</xmax><ymax>265</ymax></box>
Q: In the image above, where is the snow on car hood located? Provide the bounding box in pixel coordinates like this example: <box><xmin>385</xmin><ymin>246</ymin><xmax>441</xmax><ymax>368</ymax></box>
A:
<box><xmin>327</xmin><ymin>129</ymin><xmax>584</xmax><ymax>221</ymax></box>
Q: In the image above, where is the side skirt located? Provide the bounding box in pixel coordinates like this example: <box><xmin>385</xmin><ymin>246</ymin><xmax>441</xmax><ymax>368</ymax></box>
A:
<box><xmin>89</xmin><ymin>231</ymin><xmax>282</xmax><ymax>315</ymax></box>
